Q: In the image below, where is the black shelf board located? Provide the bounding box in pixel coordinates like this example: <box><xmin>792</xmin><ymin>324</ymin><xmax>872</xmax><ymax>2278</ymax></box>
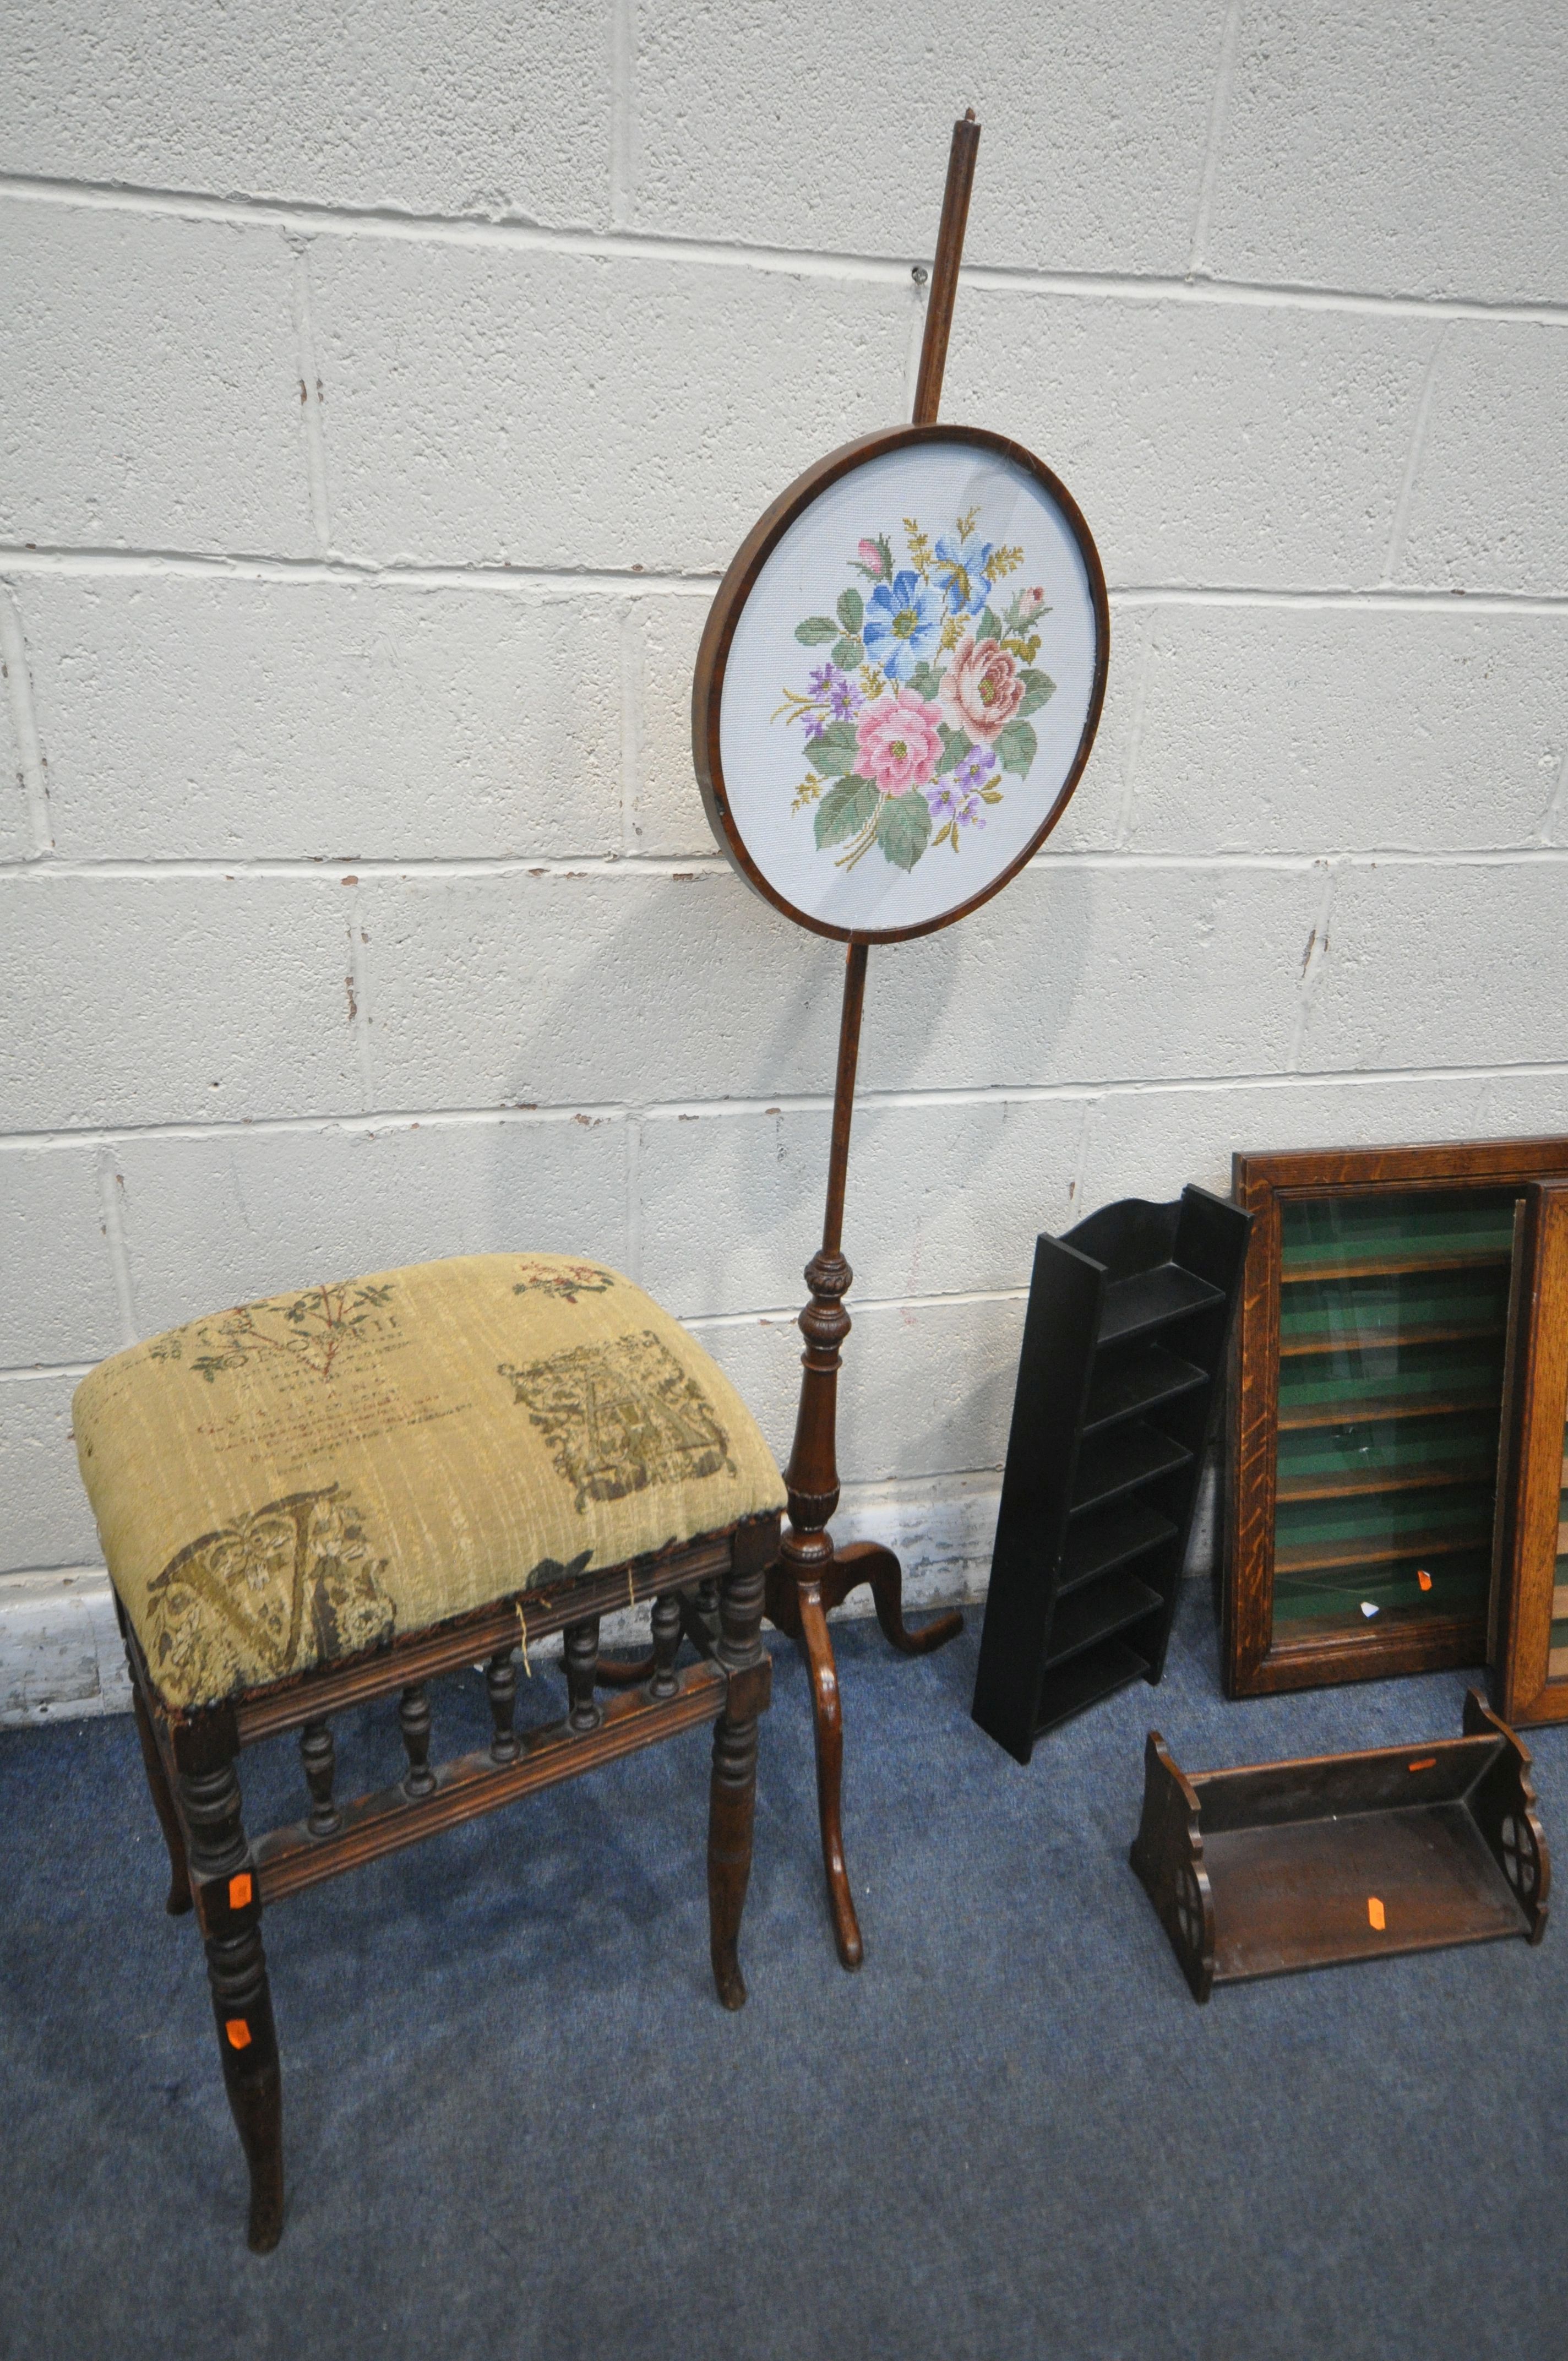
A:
<box><xmin>1082</xmin><ymin>1343</ymin><xmax>1207</xmax><ymax>1436</ymax></box>
<box><xmin>1045</xmin><ymin>1570</ymin><xmax>1163</xmax><ymax>1668</ymax></box>
<box><xmin>1033</xmin><ymin>1638</ymin><xmax>1151</xmax><ymax>1737</ymax></box>
<box><xmin>1070</xmin><ymin>1421</ymin><xmax>1191</xmax><ymax>1516</ymax></box>
<box><xmin>1060</xmin><ymin>1498</ymin><xmax>1178</xmax><ymax>1593</ymax></box>
<box><xmin>1098</xmin><ymin>1263</ymin><xmax>1224</xmax><ymax>1348</ymax></box>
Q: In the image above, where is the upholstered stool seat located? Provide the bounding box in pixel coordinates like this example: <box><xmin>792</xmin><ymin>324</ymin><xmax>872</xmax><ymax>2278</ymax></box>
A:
<box><xmin>77</xmin><ymin>1253</ymin><xmax>785</xmax><ymax>1711</ymax></box>
<box><xmin>75</xmin><ymin>1253</ymin><xmax>784</xmax><ymax>2251</ymax></box>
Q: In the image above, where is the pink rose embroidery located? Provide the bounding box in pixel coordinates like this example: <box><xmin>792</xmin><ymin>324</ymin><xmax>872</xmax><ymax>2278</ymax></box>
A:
<box><xmin>856</xmin><ymin>539</ymin><xmax>885</xmax><ymax>579</ymax></box>
<box><xmin>939</xmin><ymin>634</ymin><xmax>1024</xmax><ymax>745</ymax></box>
<box><xmin>854</xmin><ymin>688</ymin><xmax>944</xmax><ymax>798</ymax></box>
<box><xmin>1017</xmin><ymin>585</ymin><xmax>1047</xmax><ymax>622</ymax></box>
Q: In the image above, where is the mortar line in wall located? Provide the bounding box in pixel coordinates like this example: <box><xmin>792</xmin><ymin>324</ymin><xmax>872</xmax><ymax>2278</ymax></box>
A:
<box><xmin>1287</xmin><ymin>861</ymin><xmax>1340</xmax><ymax>1072</ymax></box>
<box><xmin>0</xmin><ymin>1292</ymin><xmax>1023</xmax><ymax>1380</ymax></box>
<box><xmin>1113</xmin><ymin>611</ymin><xmax>1156</xmax><ymax>848</ymax></box>
<box><xmin>1536</xmin><ymin>745</ymin><xmax>1568</xmax><ymax>847</ymax></box>
<box><xmin>680</xmin><ymin>1283</ymin><xmax>1033</xmax><ymax>1332</ymax></box>
<box><xmin>344</xmin><ymin>880</ymin><xmax>374</xmax><ymax>1107</ymax></box>
<box><xmin>94</xmin><ymin>1146</ymin><xmax>139</xmax><ymax>1346</ymax></box>
<box><xmin>5</xmin><ymin>1056</ymin><xmax>1568</xmax><ymax>1155</ymax></box>
<box><xmin>0</xmin><ymin>584</ymin><xmax>53</xmax><ymax>855</ymax></box>
<box><xmin>625</xmin><ymin>1109</ymin><xmax>644</xmax><ymax>1283</ymax></box>
<box><xmin>5</xmin><ymin>171</ymin><xmax>1568</xmax><ymax>328</ymax></box>
<box><xmin>1066</xmin><ymin>1095</ymin><xmax>1101</xmax><ymax>1211</ymax></box>
<box><xmin>1382</xmin><ymin>323</ymin><xmax>1454</xmax><ymax>585</ymax></box>
<box><xmin>9</xmin><ymin>846</ymin><xmax>1568</xmax><ymax>883</ymax></box>
<box><xmin>618</xmin><ymin>601</ymin><xmax>645</xmax><ymax>856</ymax></box>
<box><xmin>287</xmin><ymin>242</ymin><xmax>334</xmax><ymax>556</ymax></box>
<box><xmin>2</xmin><ymin>547</ymin><xmax>1566</xmax><ymax>617</ymax></box>
<box><xmin>1188</xmin><ymin>0</ymin><xmax>1244</xmax><ymax>277</ymax></box>
<box><xmin>609</xmin><ymin>0</ymin><xmax>635</xmax><ymax>230</ymax></box>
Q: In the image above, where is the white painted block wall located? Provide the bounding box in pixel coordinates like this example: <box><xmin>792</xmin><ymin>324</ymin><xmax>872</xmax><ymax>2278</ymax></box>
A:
<box><xmin>3</xmin><ymin>1</ymin><xmax>1566</xmax><ymax>1722</ymax></box>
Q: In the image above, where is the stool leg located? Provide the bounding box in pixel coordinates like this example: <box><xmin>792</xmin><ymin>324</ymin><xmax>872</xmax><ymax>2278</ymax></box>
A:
<box><xmin>707</xmin><ymin>1557</ymin><xmax>766</xmax><ymax>2011</ymax></box>
<box><xmin>178</xmin><ymin>1743</ymin><xmax>284</xmax><ymax>2254</ymax></box>
<box><xmin>129</xmin><ymin>1674</ymin><xmax>192</xmax><ymax>1916</ymax></box>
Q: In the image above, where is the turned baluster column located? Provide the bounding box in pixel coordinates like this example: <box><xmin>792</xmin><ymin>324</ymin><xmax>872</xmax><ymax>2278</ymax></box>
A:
<box><xmin>707</xmin><ymin>1540</ymin><xmax>769</xmax><ymax>2011</ymax></box>
<box><xmin>300</xmin><ymin>1718</ymin><xmax>341</xmax><ymax>1837</ymax></box>
<box><xmin>398</xmin><ymin>1684</ymin><xmax>437</xmax><ymax>1799</ymax></box>
<box><xmin>486</xmin><ymin>1646</ymin><xmax>519</xmax><ymax>1764</ymax></box>
<box><xmin>563</xmin><ymin>1617</ymin><xmax>603</xmax><ymax>1733</ymax></box>
<box><xmin>775</xmin><ymin>939</ymin><xmax>868</xmax><ymax>1970</ymax></box>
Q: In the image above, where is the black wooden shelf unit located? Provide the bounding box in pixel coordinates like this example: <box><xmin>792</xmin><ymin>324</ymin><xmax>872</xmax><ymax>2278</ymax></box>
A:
<box><xmin>972</xmin><ymin>1188</ymin><xmax>1250</xmax><ymax>1764</ymax></box>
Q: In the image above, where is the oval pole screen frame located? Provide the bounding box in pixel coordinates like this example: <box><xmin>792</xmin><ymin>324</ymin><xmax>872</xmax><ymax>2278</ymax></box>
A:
<box><xmin>693</xmin><ymin>420</ymin><xmax>1109</xmax><ymax>946</ymax></box>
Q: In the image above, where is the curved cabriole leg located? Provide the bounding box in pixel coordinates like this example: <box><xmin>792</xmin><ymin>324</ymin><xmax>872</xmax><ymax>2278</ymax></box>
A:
<box><xmin>178</xmin><ymin>1742</ymin><xmax>284</xmax><ymax>2254</ymax></box>
<box><xmin>129</xmin><ymin>1677</ymin><xmax>192</xmax><ymax>1915</ymax></box>
<box><xmin>797</xmin><ymin>1582</ymin><xmax>863</xmax><ymax>1972</ymax></box>
<box><xmin>834</xmin><ymin>1539</ymin><xmax>963</xmax><ymax>1657</ymax></box>
<box><xmin>707</xmin><ymin>1557</ymin><xmax>767</xmax><ymax>2009</ymax></box>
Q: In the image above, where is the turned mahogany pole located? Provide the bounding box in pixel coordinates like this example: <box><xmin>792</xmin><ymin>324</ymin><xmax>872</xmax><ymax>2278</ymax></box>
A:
<box><xmin>776</xmin><ymin>115</ymin><xmax>978</xmax><ymax>1973</ymax></box>
<box><xmin>912</xmin><ymin>108</ymin><xmax>979</xmax><ymax>429</ymax></box>
<box><xmin>782</xmin><ymin>938</ymin><xmax>868</xmax><ymax>1542</ymax></box>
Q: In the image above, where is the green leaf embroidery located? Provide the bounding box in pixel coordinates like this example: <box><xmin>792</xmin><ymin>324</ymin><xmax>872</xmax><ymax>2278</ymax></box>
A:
<box><xmin>906</xmin><ymin>659</ymin><xmax>944</xmax><ymax>700</ymax></box>
<box><xmin>1016</xmin><ymin>668</ymin><xmax>1057</xmax><ymax>719</ymax></box>
<box><xmin>795</xmin><ymin>616</ymin><xmax>839</xmax><ymax>646</ymax></box>
<box><xmin>976</xmin><ymin>606</ymin><xmax>1001</xmax><ymax>644</ymax></box>
<box><xmin>875</xmin><ymin>790</ymin><xmax>933</xmax><ymax>871</ymax></box>
<box><xmin>804</xmin><ymin>719</ymin><xmax>859</xmax><ymax>777</ymax></box>
<box><xmin>995</xmin><ymin>717</ymin><xmax>1038</xmax><ymax>778</ymax></box>
<box><xmin>815</xmin><ymin>774</ymin><xmax>878</xmax><ymax>848</ymax></box>
<box><xmin>836</xmin><ymin>587</ymin><xmax>864</xmax><ymax>635</ymax></box>
<box><xmin>937</xmin><ymin>724</ymin><xmax>971</xmax><ymax>776</ymax></box>
<box><xmin>831</xmin><ymin>635</ymin><xmax>863</xmax><ymax>671</ymax></box>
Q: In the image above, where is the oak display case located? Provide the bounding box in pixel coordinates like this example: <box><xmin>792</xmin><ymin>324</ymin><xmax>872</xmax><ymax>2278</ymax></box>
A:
<box><xmin>1491</xmin><ymin>1181</ymin><xmax>1568</xmax><ymax>1727</ymax></box>
<box><xmin>1224</xmin><ymin>1139</ymin><xmax>1568</xmax><ymax>1698</ymax></box>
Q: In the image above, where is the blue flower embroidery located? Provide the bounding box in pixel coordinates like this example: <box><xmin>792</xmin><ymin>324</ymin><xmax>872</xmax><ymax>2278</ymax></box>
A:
<box><xmin>862</xmin><ymin>570</ymin><xmax>945</xmax><ymax>682</ymax></box>
<box><xmin>933</xmin><ymin>530</ymin><xmax>995</xmax><ymax>618</ymax></box>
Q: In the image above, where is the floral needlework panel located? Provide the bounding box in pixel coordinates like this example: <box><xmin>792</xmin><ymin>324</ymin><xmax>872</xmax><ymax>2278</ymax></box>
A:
<box><xmin>73</xmin><ymin>1254</ymin><xmax>784</xmax><ymax>1709</ymax></box>
<box><xmin>720</xmin><ymin>440</ymin><xmax>1099</xmax><ymax>934</ymax></box>
<box><xmin>498</xmin><ymin>1331</ymin><xmax>736</xmax><ymax>1513</ymax></box>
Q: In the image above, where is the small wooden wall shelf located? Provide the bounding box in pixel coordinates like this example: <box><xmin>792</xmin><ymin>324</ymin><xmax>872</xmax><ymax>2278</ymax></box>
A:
<box><xmin>1131</xmin><ymin>1690</ymin><xmax>1549</xmax><ymax>2003</ymax></box>
<box><xmin>972</xmin><ymin>1188</ymin><xmax>1249</xmax><ymax>1764</ymax></box>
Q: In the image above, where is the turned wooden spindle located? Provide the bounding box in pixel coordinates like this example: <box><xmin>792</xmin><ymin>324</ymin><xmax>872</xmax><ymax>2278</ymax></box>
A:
<box><xmin>300</xmin><ymin>1718</ymin><xmax>341</xmax><ymax>1837</ymax></box>
<box><xmin>563</xmin><ymin>1617</ymin><xmax>603</xmax><ymax>1733</ymax></box>
<box><xmin>486</xmin><ymin>1646</ymin><xmax>519</xmax><ymax>1763</ymax></box>
<box><xmin>680</xmin><ymin>1575</ymin><xmax>722</xmax><ymax>1660</ymax></box>
<box><xmin>398</xmin><ymin>1683</ymin><xmax>437</xmax><ymax>1798</ymax></box>
<box><xmin>649</xmin><ymin>1593</ymin><xmax>683</xmax><ymax>1698</ymax></box>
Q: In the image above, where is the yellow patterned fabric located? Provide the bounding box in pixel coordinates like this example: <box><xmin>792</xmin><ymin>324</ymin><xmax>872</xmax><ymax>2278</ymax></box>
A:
<box><xmin>73</xmin><ymin>1254</ymin><xmax>785</xmax><ymax>1712</ymax></box>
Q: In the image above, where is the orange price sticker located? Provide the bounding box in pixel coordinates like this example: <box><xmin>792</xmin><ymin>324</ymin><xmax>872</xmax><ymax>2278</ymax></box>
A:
<box><xmin>225</xmin><ymin>2019</ymin><xmax>252</xmax><ymax>2051</ymax></box>
<box><xmin>1366</xmin><ymin>1897</ymin><xmax>1386</xmax><ymax>1932</ymax></box>
<box><xmin>228</xmin><ymin>1872</ymin><xmax>253</xmax><ymax>1911</ymax></box>
<box><xmin>1417</xmin><ymin>1569</ymin><xmax>1433</xmax><ymax>1592</ymax></box>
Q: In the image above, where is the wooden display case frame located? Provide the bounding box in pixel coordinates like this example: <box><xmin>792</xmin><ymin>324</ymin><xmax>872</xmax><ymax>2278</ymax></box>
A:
<box><xmin>1491</xmin><ymin>1180</ymin><xmax>1568</xmax><ymax>1726</ymax></box>
<box><xmin>1225</xmin><ymin>1138</ymin><xmax>1568</xmax><ymax>1699</ymax></box>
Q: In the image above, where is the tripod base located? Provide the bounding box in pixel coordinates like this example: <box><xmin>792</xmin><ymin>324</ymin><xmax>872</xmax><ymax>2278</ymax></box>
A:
<box><xmin>765</xmin><ymin>1539</ymin><xmax>962</xmax><ymax>1968</ymax></box>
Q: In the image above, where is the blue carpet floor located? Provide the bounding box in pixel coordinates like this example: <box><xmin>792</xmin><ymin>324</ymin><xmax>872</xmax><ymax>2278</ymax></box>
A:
<box><xmin>3</xmin><ymin>1583</ymin><xmax>1566</xmax><ymax>2361</ymax></box>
